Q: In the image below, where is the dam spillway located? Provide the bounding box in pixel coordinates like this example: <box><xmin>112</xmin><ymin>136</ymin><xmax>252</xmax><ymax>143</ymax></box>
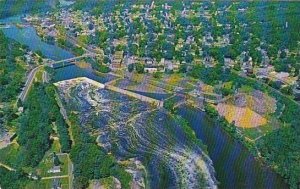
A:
<box><xmin>54</xmin><ymin>77</ymin><xmax>163</xmax><ymax>107</ymax></box>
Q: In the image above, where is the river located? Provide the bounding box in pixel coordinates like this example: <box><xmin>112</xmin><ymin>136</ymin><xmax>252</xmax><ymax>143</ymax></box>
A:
<box><xmin>53</xmin><ymin>64</ymin><xmax>116</xmax><ymax>84</ymax></box>
<box><xmin>1</xmin><ymin>25</ymin><xmax>74</xmax><ymax>61</ymax></box>
<box><xmin>0</xmin><ymin>15</ymin><xmax>74</xmax><ymax>61</ymax></box>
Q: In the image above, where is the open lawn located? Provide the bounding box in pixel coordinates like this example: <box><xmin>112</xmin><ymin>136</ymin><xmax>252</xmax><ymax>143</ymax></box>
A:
<box><xmin>241</xmin><ymin>124</ymin><xmax>274</xmax><ymax>140</ymax></box>
<box><xmin>26</xmin><ymin>177</ymin><xmax>69</xmax><ymax>189</ymax></box>
<box><xmin>76</xmin><ymin>61</ymin><xmax>90</xmax><ymax>69</ymax></box>
<box><xmin>0</xmin><ymin>142</ymin><xmax>20</xmax><ymax>167</ymax></box>
<box><xmin>33</xmin><ymin>153</ymin><xmax>69</xmax><ymax>177</ymax></box>
<box><xmin>24</xmin><ymin>140</ymin><xmax>68</xmax><ymax>177</ymax></box>
<box><xmin>216</xmin><ymin>103</ymin><xmax>267</xmax><ymax>128</ymax></box>
<box><xmin>115</xmin><ymin>78</ymin><xmax>168</xmax><ymax>95</ymax></box>
<box><xmin>151</xmin><ymin>74</ymin><xmax>197</xmax><ymax>92</ymax></box>
<box><xmin>35</xmin><ymin>66</ymin><xmax>44</xmax><ymax>81</ymax></box>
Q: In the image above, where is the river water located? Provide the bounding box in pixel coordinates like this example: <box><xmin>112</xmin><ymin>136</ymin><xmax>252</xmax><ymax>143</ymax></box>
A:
<box><xmin>0</xmin><ymin>17</ymin><xmax>289</xmax><ymax>189</ymax></box>
<box><xmin>53</xmin><ymin>64</ymin><xmax>116</xmax><ymax>83</ymax></box>
<box><xmin>1</xmin><ymin>25</ymin><xmax>74</xmax><ymax>61</ymax></box>
<box><xmin>0</xmin><ymin>16</ymin><xmax>74</xmax><ymax>61</ymax></box>
<box><xmin>177</xmin><ymin>105</ymin><xmax>288</xmax><ymax>189</ymax></box>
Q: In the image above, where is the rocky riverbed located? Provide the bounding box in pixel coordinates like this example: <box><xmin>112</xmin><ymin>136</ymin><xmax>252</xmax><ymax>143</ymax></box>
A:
<box><xmin>56</xmin><ymin>80</ymin><xmax>218</xmax><ymax>189</ymax></box>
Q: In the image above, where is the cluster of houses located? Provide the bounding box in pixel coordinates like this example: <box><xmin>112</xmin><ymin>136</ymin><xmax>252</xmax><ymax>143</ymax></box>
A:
<box><xmin>57</xmin><ymin>10</ymin><xmax>96</xmax><ymax>37</ymax></box>
<box><xmin>293</xmin><ymin>77</ymin><xmax>300</xmax><ymax>99</ymax></box>
<box><xmin>24</xmin><ymin>50</ymin><xmax>41</xmax><ymax>65</ymax></box>
<box><xmin>23</xmin><ymin>1</ymin><xmax>299</xmax><ymax>93</ymax></box>
<box><xmin>24</xmin><ymin>15</ymin><xmax>58</xmax><ymax>41</ymax></box>
<box><xmin>111</xmin><ymin>52</ymin><xmax>181</xmax><ymax>73</ymax></box>
<box><xmin>25</xmin><ymin>8</ymin><xmax>97</xmax><ymax>42</ymax></box>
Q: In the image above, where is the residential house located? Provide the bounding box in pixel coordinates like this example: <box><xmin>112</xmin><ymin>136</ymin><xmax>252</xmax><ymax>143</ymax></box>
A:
<box><xmin>203</xmin><ymin>56</ymin><xmax>215</xmax><ymax>67</ymax></box>
<box><xmin>124</xmin><ymin>55</ymin><xmax>137</xmax><ymax>66</ymax></box>
<box><xmin>275</xmin><ymin>72</ymin><xmax>289</xmax><ymax>84</ymax></box>
<box><xmin>48</xmin><ymin>166</ymin><xmax>61</xmax><ymax>174</ymax></box>
<box><xmin>144</xmin><ymin>57</ymin><xmax>154</xmax><ymax>65</ymax></box>
<box><xmin>144</xmin><ymin>66</ymin><xmax>158</xmax><ymax>73</ymax></box>
<box><xmin>240</xmin><ymin>52</ymin><xmax>253</xmax><ymax>74</ymax></box>
<box><xmin>224</xmin><ymin>57</ymin><xmax>234</xmax><ymax>68</ymax></box>
<box><xmin>255</xmin><ymin>66</ymin><xmax>274</xmax><ymax>79</ymax></box>
<box><xmin>164</xmin><ymin>59</ymin><xmax>180</xmax><ymax>72</ymax></box>
<box><xmin>111</xmin><ymin>51</ymin><xmax>124</xmax><ymax>69</ymax></box>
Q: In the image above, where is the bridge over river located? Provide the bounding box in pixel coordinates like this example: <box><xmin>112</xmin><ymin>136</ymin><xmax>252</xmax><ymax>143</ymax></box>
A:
<box><xmin>48</xmin><ymin>53</ymin><xmax>96</xmax><ymax>68</ymax></box>
<box><xmin>19</xmin><ymin>53</ymin><xmax>95</xmax><ymax>102</ymax></box>
<box><xmin>0</xmin><ymin>23</ymin><xmax>31</xmax><ymax>29</ymax></box>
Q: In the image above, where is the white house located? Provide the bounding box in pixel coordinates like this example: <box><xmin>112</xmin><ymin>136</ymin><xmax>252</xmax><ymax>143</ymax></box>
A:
<box><xmin>144</xmin><ymin>67</ymin><xmax>158</xmax><ymax>73</ymax></box>
<box><xmin>48</xmin><ymin>166</ymin><xmax>61</xmax><ymax>174</ymax></box>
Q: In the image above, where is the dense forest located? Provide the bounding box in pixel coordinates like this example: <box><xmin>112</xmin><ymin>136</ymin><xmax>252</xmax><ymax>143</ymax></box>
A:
<box><xmin>0</xmin><ymin>31</ymin><xmax>26</xmax><ymax>103</ymax></box>
<box><xmin>17</xmin><ymin>83</ymin><xmax>71</xmax><ymax>167</ymax></box>
<box><xmin>45</xmin><ymin>85</ymin><xmax>72</xmax><ymax>153</ymax></box>
<box><xmin>0</xmin><ymin>167</ymin><xmax>29</xmax><ymax>189</ymax></box>
<box><xmin>0</xmin><ymin>82</ymin><xmax>72</xmax><ymax>187</ymax></box>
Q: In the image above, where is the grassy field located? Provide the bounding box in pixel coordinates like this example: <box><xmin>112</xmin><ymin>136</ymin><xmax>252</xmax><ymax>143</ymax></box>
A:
<box><xmin>24</xmin><ymin>140</ymin><xmax>68</xmax><ymax>177</ymax></box>
<box><xmin>0</xmin><ymin>142</ymin><xmax>20</xmax><ymax>167</ymax></box>
<box><xmin>33</xmin><ymin>152</ymin><xmax>69</xmax><ymax>177</ymax></box>
<box><xmin>216</xmin><ymin>103</ymin><xmax>267</xmax><ymax>128</ymax></box>
<box><xmin>35</xmin><ymin>67</ymin><xmax>44</xmax><ymax>81</ymax></box>
<box><xmin>25</xmin><ymin>177</ymin><xmax>69</xmax><ymax>189</ymax></box>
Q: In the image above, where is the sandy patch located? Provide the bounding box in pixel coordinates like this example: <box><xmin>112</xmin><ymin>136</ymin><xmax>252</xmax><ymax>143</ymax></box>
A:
<box><xmin>75</xmin><ymin>61</ymin><xmax>91</xmax><ymax>69</ymax></box>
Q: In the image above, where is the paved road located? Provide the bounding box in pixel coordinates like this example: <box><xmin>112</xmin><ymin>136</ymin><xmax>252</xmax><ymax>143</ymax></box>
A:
<box><xmin>41</xmin><ymin>175</ymin><xmax>69</xmax><ymax>180</ymax></box>
<box><xmin>68</xmin><ymin>155</ymin><xmax>74</xmax><ymax>189</ymax></box>
<box><xmin>52</xmin><ymin>53</ymin><xmax>95</xmax><ymax>65</ymax></box>
<box><xmin>19</xmin><ymin>65</ymin><xmax>44</xmax><ymax>102</ymax></box>
<box><xmin>0</xmin><ymin>162</ymin><xmax>15</xmax><ymax>171</ymax></box>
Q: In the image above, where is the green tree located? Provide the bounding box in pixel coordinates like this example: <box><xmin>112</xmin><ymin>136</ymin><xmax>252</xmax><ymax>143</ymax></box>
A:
<box><xmin>127</xmin><ymin>64</ymin><xmax>134</xmax><ymax>72</ymax></box>
<box><xmin>135</xmin><ymin>63</ymin><xmax>145</xmax><ymax>74</ymax></box>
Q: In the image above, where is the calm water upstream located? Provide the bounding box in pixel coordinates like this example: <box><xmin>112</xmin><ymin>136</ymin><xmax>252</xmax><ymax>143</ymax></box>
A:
<box><xmin>177</xmin><ymin>105</ymin><xmax>288</xmax><ymax>189</ymax></box>
<box><xmin>53</xmin><ymin>65</ymin><xmax>116</xmax><ymax>84</ymax></box>
<box><xmin>0</xmin><ymin>16</ymin><xmax>74</xmax><ymax>61</ymax></box>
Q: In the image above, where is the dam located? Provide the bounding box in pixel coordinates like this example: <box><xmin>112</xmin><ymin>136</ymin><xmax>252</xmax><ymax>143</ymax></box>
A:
<box><xmin>54</xmin><ymin>77</ymin><xmax>163</xmax><ymax>107</ymax></box>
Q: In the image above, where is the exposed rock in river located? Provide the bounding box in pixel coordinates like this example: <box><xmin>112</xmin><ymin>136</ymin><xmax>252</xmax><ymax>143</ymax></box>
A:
<box><xmin>56</xmin><ymin>80</ymin><xmax>218</xmax><ymax>189</ymax></box>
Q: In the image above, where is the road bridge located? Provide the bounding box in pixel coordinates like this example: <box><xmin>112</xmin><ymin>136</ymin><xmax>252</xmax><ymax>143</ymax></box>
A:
<box><xmin>49</xmin><ymin>53</ymin><xmax>95</xmax><ymax>68</ymax></box>
<box><xmin>19</xmin><ymin>53</ymin><xmax>95</xmax><ymax>102</ymax></box>
<box><xmin>0</xmin><ymin>23</ymin><xmax>31</xmax><ymax>29</ymax></box>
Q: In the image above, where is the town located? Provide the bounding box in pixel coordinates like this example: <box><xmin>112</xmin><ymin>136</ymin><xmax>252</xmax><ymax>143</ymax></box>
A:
<box><xmin>23</xmin><ymin>2</ymin><xmax>300</xmax><ymax>100</ymax></box>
